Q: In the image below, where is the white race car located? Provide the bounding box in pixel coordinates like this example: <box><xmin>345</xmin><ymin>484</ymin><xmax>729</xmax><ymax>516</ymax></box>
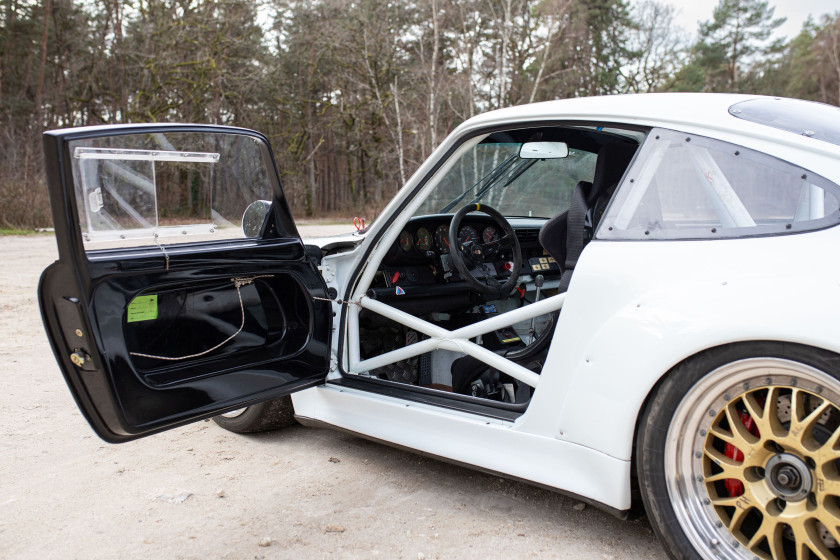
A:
<box><xmin>39</xmin><ymin>93</ymin><xmax>840</xmax><ymax>560</ymax></box>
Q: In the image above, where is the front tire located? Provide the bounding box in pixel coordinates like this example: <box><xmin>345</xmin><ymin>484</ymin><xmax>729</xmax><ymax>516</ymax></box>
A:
<box><xmin>637</xmin><ymin>342</ymin><xmax>840</xmax><ymax>560</ymax></box>
<box><xmin>212</xmin><ymin>395</ymin><xmax>296</xmax><ymax>434</ymax></box>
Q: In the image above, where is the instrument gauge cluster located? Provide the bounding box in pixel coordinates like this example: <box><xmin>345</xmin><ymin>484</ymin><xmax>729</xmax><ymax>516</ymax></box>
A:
<box><xmin>415</xmin><ymin>227</ymin><xmax>432</xmax><ymax>252</ymax></box>
<box><xmin>457</xmin><ymin>225</ymin><xmax>479</xmax><ymax>245</ymax></box>
<box><xmin>398</xmin><ymin>230</ymin><xmax>413</xmax><ymax>252</ymax></box>
<box><xmin>482</xmin><ymin>226</ymin><xmax>499</xmax><ymax>243</ymax></box>
<box><xmin>434</xmin><ymin>225</ymin><xmax>450</xmax><ymax>254</ymax></box>
<box><xmin>396</xmin><ymin>220</ymin><xmax>502</xmax><ymax>258</ymax></box>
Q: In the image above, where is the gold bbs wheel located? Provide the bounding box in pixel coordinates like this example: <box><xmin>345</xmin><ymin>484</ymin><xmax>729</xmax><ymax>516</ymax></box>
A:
<box><xmin>638</xmin><ymin>345</ymin><xmax>840</xmax><ymax>560</ymax></box>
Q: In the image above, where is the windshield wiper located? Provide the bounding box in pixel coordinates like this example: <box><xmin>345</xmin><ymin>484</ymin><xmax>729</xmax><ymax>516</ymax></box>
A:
<box><xmin>471</xmin><ymin>158</ymin><xmax>537</xmax><ymax>204</ymax></box>
<box><xmin>439</xmin><ymin>153</ymin><xmax>520</xmax><ymax>213</ymax></box>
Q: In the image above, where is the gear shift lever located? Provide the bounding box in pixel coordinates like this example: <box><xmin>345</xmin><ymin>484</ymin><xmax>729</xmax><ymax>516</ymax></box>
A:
<box><xmin>529</xmin><ymin>274</ymin><xmax>545</xmax><ymax>341</ymax></box>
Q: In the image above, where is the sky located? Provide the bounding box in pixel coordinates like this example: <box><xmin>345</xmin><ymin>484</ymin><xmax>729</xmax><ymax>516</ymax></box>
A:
<box><xmin>658</xmin><ymin>0</ymin><xmax>839</xmax><ymax>40</ymax></box>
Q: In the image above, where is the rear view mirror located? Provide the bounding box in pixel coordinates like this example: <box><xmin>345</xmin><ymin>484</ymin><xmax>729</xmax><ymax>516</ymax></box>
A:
<box><xmin>242</xmin><ymin>200</ymin><xmax>271</xmax><ymax>237</ymax></box>
<box><xmin>519</xmin><ymin>141</ymin><xmax>569</xmax><ymax>159</ymax></box>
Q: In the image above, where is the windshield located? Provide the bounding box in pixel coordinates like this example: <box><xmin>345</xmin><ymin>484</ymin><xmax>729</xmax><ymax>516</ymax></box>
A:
<box><xmin>415</xmin><ymin>141</ymin><xmax>598</xmax><ymax>218</ymax></box>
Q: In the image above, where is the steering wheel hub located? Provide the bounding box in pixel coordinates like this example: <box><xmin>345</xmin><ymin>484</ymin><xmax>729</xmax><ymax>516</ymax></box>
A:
<box><xmin>448</xmin><ymin>203</ymin><xmax>522</xmax><ymax>297</ymax></box>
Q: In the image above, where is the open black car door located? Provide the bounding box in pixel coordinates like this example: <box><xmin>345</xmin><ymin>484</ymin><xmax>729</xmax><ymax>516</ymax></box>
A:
<box><xmin>38</xmin><ymin>124</ymin><xmax>332</xmax><ymax>442</ymax></box>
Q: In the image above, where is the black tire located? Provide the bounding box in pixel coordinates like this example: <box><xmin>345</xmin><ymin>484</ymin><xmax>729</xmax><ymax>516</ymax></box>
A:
<box><xmin>637</xmin><ymin>342</ymin><xmax>840</xmax><ymax>560</ymax></box>
<box><xmin>212</xmin><ymin>395</ymin><xmax>296</xmax><ymax>434</ymax></box>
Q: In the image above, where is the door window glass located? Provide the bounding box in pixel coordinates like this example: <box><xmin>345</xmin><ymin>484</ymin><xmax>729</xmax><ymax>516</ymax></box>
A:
<box><xmin>69</xmin><ymin>131</ymin><xmax>274</xmax><ymax>249</ymax></box>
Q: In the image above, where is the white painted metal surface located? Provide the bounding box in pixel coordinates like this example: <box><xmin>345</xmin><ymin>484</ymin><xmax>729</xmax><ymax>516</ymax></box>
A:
<box><xmin>296</xmin><ymin>92</ymin><xmax>840</xmax><ymax>513</ymax></box>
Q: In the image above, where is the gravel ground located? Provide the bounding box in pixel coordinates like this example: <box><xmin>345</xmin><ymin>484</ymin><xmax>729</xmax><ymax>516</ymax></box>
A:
<box><xmin>0</xmin><ymin>229</ymin><xmax>668</xmax><ymax>560</ymax></box>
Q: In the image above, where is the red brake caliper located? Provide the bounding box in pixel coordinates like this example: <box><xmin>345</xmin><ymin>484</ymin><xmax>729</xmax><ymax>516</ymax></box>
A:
<box><xmin>724</xmin><ymin>405</ymin><xmax>762</xmax><ymax>496</ymax></box>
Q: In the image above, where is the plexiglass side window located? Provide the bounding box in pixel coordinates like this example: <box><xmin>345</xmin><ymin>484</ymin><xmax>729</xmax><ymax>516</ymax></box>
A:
<box><xmin>598</xmin><ymin>128</ymin><xmax>840</xmax><ymax>240</ymax></box>
<box><xmin>69</xmin><ymin>131</ymin><xmax>274</xmax><ymax>250</ymax></box>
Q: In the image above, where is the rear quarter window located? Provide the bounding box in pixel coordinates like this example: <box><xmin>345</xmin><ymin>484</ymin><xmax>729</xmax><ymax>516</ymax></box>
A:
<box><xmin>598</xmin><ymin>128</ymin><xmax>840</xmax><ymax>240</ymax></box>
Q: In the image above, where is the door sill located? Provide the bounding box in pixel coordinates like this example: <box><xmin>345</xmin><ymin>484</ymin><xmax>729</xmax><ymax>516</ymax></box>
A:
<box><xmin>295</xmin><ymin>414</ymin><xmax>629</xmax><ymax>520</ymax></box>
<box><xmin>330</xmin><ymin>374</ymin><xmax>527</xmax><ymax>422</ymax></box>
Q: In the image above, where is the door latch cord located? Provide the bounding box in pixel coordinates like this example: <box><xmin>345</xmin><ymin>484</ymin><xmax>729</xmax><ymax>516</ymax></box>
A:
<box><xmin>311</xmin><ymin>295</ymin><xmax>362</xmax><ymax>308</ymax></box>
<box><xmin>129</xmin><ymin>275</ymin><xmax>273</xmax><ymax>361</ymax></box>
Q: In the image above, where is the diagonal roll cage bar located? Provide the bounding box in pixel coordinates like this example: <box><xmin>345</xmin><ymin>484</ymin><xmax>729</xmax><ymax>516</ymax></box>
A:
<box><xmin>347</xmin><ymin>292</ymin><xmax>566</xmax><ymax>388</ymax></box>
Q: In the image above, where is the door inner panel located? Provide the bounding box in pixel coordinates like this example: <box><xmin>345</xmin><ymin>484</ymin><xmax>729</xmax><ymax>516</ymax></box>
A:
<box><xmin>117</xmin><ymin>274</ymin><xmax>312</xmax><ymax>385</ymax></box>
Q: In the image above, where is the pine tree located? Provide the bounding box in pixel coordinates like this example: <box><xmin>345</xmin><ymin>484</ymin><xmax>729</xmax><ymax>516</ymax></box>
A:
<box><xmin>669</xmin><ymin>0</ymin><xmax>785</xmax><ymax>92</ymax></box>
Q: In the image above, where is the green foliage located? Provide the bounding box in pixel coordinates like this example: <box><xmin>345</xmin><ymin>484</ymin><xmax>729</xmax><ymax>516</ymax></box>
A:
<box><xmin>756</xmin><ymin>13</ymin><xmax>840</xmax><ymax>105</ymax></box>
<box><xmin>666</xmin><ymin>0</ymin><xmax>785</xmax><ymax>92</ymax></box>
<box><xmin>0</xmin><ymin>0</ymin><xmax>837</xmax><ymax>228</ymax></box>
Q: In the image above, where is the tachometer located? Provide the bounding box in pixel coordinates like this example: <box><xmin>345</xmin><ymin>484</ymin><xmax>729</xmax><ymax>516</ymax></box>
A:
<box><xmin>458</xmin><ymin>225</ymin><xmax>479</xmax><ymax>245</ymax></box>
<box><xmin>415</xmin><ymin>227</ymin><xmax>432</xmax><ymax>252</ymax></box>
<box><xmin>434</xmin><ymin>224</ymin><xmax>450</xmax><ymax>254</ymax></box>
<box><xmin>398</xmin><ymin>230</ymin><xmax>413</xmax><ymax>252</ymax></box>
<box><xmin>482</xmin><ymin>226</ymin><xmax>499</xmax><ymax>243</ymax></box>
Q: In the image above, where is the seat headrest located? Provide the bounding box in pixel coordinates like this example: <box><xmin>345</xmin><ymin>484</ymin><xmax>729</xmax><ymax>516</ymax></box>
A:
<box><xmin>587</xmin><ymin>143</ymin><xmax>638</xmax><ymax>206</ymax></box>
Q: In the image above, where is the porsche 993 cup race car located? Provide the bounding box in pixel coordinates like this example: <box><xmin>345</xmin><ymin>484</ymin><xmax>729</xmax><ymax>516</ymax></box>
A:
<box><xmin>38</xmin><ymin>93</ymin><xmax>840</xmax><ymax>559</ymax></box>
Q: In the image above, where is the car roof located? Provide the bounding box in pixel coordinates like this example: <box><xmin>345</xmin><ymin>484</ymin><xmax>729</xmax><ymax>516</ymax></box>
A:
<box><xmin>457</xmin><ymin>93</ymin><xmax>840</xmax><ymax>157</ymax></box>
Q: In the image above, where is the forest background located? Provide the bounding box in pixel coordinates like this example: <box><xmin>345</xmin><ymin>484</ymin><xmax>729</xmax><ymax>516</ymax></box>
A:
<box><xmin>1</xmin><ymin>0</ymin><xmax>839</xmax><ymax>229</ymax></box>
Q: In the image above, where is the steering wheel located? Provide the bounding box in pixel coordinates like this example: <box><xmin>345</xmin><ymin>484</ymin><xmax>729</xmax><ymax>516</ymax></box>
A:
<box><xmin>448</xmin><ymin>203</ymin><xmax>522</xmax><ymax>297</ymax></box>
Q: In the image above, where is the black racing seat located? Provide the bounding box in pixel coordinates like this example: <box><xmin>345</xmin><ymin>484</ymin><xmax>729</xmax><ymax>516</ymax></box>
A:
<box><xmin>538</xmin><ymin>143</ymin><xmax>637</xmax><ymax>291</ymax></box>
<box><xmin>449</xmin><ymin>143</ymin><xmax>638</xmax><ymax>400</ymax></box>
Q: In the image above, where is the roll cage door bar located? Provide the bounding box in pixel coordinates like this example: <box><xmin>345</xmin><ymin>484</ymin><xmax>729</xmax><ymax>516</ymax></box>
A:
<box><xmin>346</xmin><ymin>293</ymin><xmax>566</xmax><ymax>389</ymax></box>
<box><xmin>338</xmin><ymin>134</ymin><xmax>566</xmax><ymax>390</ymax></box>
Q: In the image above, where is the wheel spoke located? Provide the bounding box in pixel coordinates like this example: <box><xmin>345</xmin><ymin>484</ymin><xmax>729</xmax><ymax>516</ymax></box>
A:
<box><xmin>823</xmin><ymin>520</ymin><xmax>840</xmax><ymax>547</ymax></box>
<box><xmin>743</xmin><ymin>391</ymin><xmax>769</xmax><ymax>436</ymax></box>
<box><xmin>724</xmin><ymin>400</ymin><xmax>759</xmax><ymax>446</ymax></box>
<box><xmin>795</xmin><ymin>517</ymin><xmax>836</xmax><ymax>560</ymax></box>
<box><xmin>728</xmin><ymin>501</ymin><xmax>752</xmax><ymax>531</ymax></box>
<box><xmin>747</xmin><ymin>515</ymin><xmax>779</xmax><ymax>556</ymax></box>
<box><xmin>796</xmin><ymin>540</ymin><xmax>812</xmax><ymax>560</ymax></box>
<box><xmin>746</xmin><ymin>387</ymin><xmax>786</xmax><ymax>440</ymax></box>
<box><xmin>766</xmin><ymin>532</ymin><xmax>786</xmax><ymax>560</ymax></box>
<box><xmin>705</xmin><ymin>445</ymin><xmax>747</xmax><ymax>473</ymax></box>
<box><xmin>820</xmin><ymin>475</ymin><xmax>840</xmax><ymax>497</ymax></box>
<box><xmin>709</xmin><ymin>494</ymin><xmax>741</xmax><ymax>508</ymax></box>
<box><xmin>709</xmin><ymin>423</ymin><xmax>740</xmax><ymax>447</ymax></box>
<box><xmin>824</xmin><ymin>423</ymin><xmax>840</xmax><ymax>451</ymax></box>
<box><xmin>787</xmin><ymin>389</ymin><xmax>832</xmax><ymax>448</ymax></box>
<box><xmin>705</xmin><ymin>460</ymin><xmax>747</xmax><ymax>483</ymax></box>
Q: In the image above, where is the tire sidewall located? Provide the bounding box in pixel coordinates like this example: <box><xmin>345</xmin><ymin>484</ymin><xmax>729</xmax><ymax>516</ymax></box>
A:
<box><xmin>212</xmin><ymin>396</ymin><xmax>296</xmax><ymax>434</ymax></box>
<box><xmin>636</xmin><ymin>341</ymin><xmax>840</xmax><ymax>560</ymax></box>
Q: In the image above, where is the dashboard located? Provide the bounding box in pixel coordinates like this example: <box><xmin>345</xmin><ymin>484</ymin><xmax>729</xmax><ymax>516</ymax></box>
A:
<box><xmin>368</xmin><ymin>215</ymin><xmax>561</xmax><ymax>309</ymax></box>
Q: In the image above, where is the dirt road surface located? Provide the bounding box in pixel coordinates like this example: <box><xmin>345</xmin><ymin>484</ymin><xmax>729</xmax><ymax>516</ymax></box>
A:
<box><xmin>0</xmin><ymin>229</ymin><xmax>667</xmax><ymax>560</ymax></box>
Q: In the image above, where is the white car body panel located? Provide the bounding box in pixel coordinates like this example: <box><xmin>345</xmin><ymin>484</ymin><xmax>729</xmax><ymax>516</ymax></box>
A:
<box><xmin>291</xmin><ymin>383</ymin><xmax>632</xmax><ymax>511</ymax></box>
<box><xmin>292</xmin><ymin>93</ymin><xmax>840</xmax><ymax>512</ymax></box>
<box><xmin>521</xmin><ymin>225</ymin><xmax>840</xmax><ymax>460</ymax></box>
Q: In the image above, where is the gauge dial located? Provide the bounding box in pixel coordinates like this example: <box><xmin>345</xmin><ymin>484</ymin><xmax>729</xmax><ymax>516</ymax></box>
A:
<box><xmin>415</xmin><ymin>227</ymin><xmax>432</xmax><ymax>252</ymax></box>
<box><xmin>434</xmin><ymin>224</ymin><xmax>450</xmax><ymax>254</ymax></box>
<box><xmin>482</xmin><ymin>226</ymin><xmax>499</xmax><ymax>243</ymax></box>
<box><xmin>398</xmin><ymin>230</ymin><xmax>413</xmax><ymax>252</ymax></box>
<box><xmin>458</xmin><ymin>225</ymin><xmax>479</xmax><ymax>245</ymax></box>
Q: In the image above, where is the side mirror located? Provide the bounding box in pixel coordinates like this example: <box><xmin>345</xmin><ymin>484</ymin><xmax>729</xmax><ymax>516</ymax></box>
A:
<box><xmin>519</xmin><ymin>141</ymin><xmax>569</xmax><ymax>159</ymax></box>
<box><xmin>241</xmin><ymin>200</ymin><xmax>271</xmax><ymax>238</ymax></box>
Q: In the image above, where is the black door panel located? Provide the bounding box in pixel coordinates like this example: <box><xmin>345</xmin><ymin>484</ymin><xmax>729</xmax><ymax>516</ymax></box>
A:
<box><xmin>40</xmin><ymin>240</ymin><xmax>332</xmax><ymax>442</ymax></box>
<box><xmin>39</xmin><ymin>124</ymin><xmax>331</xmax><ymax>442</ymax></box>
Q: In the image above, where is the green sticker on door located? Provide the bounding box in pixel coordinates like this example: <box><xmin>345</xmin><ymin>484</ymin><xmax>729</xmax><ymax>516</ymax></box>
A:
<box><xmin>126</xmin><ymin>295</ymin><xmax>158</xmax><ymax>323</ymax></box>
